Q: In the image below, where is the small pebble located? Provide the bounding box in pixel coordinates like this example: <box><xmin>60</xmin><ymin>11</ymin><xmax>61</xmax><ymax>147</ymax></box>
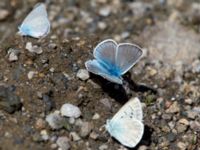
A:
<box><xmin>69</xmin><ymin>117</ymin><xmax>75</xmax><ymax>124</ymax></box>
<box><xmin>166</xmin><ymin>101</ymin><xmax>180</xmax><ymax>113</ymax></box>
<box><xmin>76</xmin><ymin>69</ymin><xmax>89</xmax><ymax>81</ymax></box>
<box><xmin>75</xmin><ymin>119</ymin><xmax>83</xmax><ymax>127</ymax></box>
<box><xmin>56</xmin><ymin>136</ymin><xmax>70</xmax><ymax>150</ymax></box>
<box><xmin>35</xmin><ymin>118</ymin><xmax>46</xmax><ymax>130</ymax></box>
<box><xmin>61</xmin><ymin>103</ymin><xmax>81</xmax><ymax>118</ymax></box>
<box><xmin>166</xmin><ymin>133</ymin><xmax>176</xmax><ymax>142</ymax></box>
<box><xmin>26</xmin><ymin>42</ymin><xmax>43</xmax><ymax>54</ymax></box>
<box><xmin>46</xmin><ymin>111</ymin><xmax>63</xmax><ymax>129</ymax></box>
<box><xmin>0</xmin><ymin>9</ymin><xmax>9</xmax><ymax>20</ymax></box>
<box><xmin>190</xmin><ymin>121</ymin><xmax>200</xmax><ymax>131</ymax></box>
<box><xmin>121</xmin><ymin>31</ymin><xmax>130</xmax><ymax>39</ymax></box>
<box><xmin>138</xmin><ymin>145</ymin><xmax>148</xmax><ymax>150</ymax></box>
<box><xmin>99</xmin><ymin>144</ymin><xmax>108</xmax><ymax>150</ymax></box>
<box><xmin>27</xmin><ymin>71</ymin><xmax>37</xmax><ymax>80</ymax></box>
<box><xmin>177</xmin><ymin>142</ymin><xmax>187</xmax><ymax>150</ymax></box>
<box><xmin>92</xmin><ymin>113</ymin><xmax>100</xmax><ymax>120</ymax></box>
<box><xmin>100</xmin><ymin>98</ymin><xmax>112</xmax><ymax>111</ymax></box>
<box><xmin>99</xmin><ymin>6</ymin><xmax>111</xmax><ymax>17</ymax></box>
<box><xmin>176</xmin><ymin>123</ymin><xmax>188</xmax><ymax>133</ymax></box>
<box><xmin>40</xmin><ymin>130</ymin><xmax>49</xmax><ymax>141</ymax></box>
<box><xmin>0</xmin><ymin>85</ymin><xmax>22</xmax><ymax>113</ymax></box>
<box><xmin>186</xmin><ymin>110</ymin><xmax>197</xmax><ymax>119</ymax></box>
<box><xmin>129</xmin><ymin>2</ymin><xmax>152</xmax><ymax>19</ymax></box>
<box><xmin>48</xmin><ymin>43</ymin><xmax>57</xmax><ymax>49</ymax></box>
<box><xmin>178</xmin><ymin>118</ymin><xmax>189</xmax><ymax>126</ymax></box>
<box><xmin>50</xmin><ymin>144</ymin><xmax>57</xmax><ymax>149</ymax></box>
<box><xmin>50</xmin><ymin>67</ymin><xmax>55</xmax><ymax>73</ymax></box>
<box><xmin>147</xmin><ymin>66</ymin><xmax>157</xmax><ymax>76</ymax></box>
<box><xmin>70</xmin><ymin>132</ymin><xmax>81</xmax><ymax>141</ymax></box>
<box><xmin>98</xmin><ymin>22</ymin><xmax>107</xmax><ymax>30</ymax></box>
<box><xmin>80</xmin><ymin>122</ymin><xmax>93</xmax><ymax>138</ymax></box>
<box><xmin>7</xmin><ymin>48</ymin><xmax>19</xmax><ymax>62</ymax></box>
<box><xmin>184</xmin><ymin>98</ymin><xmax>193</xmax><ymax>104</ymax></box>
<box><xmin>89</xmin><ymin>131</ymin><xmax>99</xmax><ymax>140</ymax></box>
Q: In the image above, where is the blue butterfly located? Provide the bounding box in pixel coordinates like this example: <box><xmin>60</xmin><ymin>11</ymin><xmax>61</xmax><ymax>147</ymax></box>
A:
<box><xmin>106</xmin><ymin>97</ymin><xmax>144</xmax><ymax>148</ymax></box>
<box><xmin>18</xmin><ymin>3</ymin><xmax>50</xmax><ymax>38</ymax></box>
<box><xmin>85</xmin><ymin>39</ymin><xmax>143</xmax><ymax>84</ymax></box>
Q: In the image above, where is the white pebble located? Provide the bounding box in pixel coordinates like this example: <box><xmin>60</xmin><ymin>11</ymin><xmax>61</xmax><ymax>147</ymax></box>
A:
<box><xmin>7</xmin><ymin>48</ymin><xmax>19</xmax><ymax>62</ymax></box>
<box><xmin>27</xmin><ymin>71</ymin><xmax>37</xmax><ymax>80</ymax></box>
<box><xmin>70</xmin><ymin>132</ymin><xmax>81</xmax><ymax>141</ymax></box>
<box><xmin>76</xmin><ymin>69</ymin><xmax>89</xmax><ymax>81</ymax></box>
<box><xmin>61</xmin><ymin>103</ymin><xmax>81</xmax><ymax>118</ymax></box>
<box><xmin>99</xmin><ymin>144</ymin><xmax>108</xmax><ymax>150</ymax></box>
<box><xmin>45</xmin><ymin>111</ymin><xmax>63</xmax><ymax>129</ymax></box>
<box><xmin>26</xmin><ymin>42</ymin><xmax>43</xmax><ymax>54</ymax></box>
<box><xmin>40</xmin><ymin>130</ymin><xmax>49</xmax><ymax>141</ymax></box>
<box><xmin>92</xmin><ymin>113</ymin><xmax>100</xmax><ymax>120</ymax></box>
<box><xmin>98</xmin><ymin>22</ymin><xmax>107</xmax><ymax>30</ymax></box>
<box><xmin>99</xmin><ymin>6</ymin><xmax>111</xmax><ymax>17</ymax></box>
<box><xmin>56</xmin><ymin>136</ymin><xmax>70</xmax><ymax>150</ymax></box>
<box><xmin>69</xmin><ymin>117</ymin><xmax>75</xmax><ymax>124</ymax></box>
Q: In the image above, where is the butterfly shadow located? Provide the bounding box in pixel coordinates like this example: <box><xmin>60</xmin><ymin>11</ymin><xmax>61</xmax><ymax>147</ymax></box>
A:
<box><xmin>89</xmin><ymin>73</ymin><xmax>129</xmax><ymax>104</ymax></box>
<box><xmin>123</xmin><ymin>73</ymin><xmax>157</xmax><ymax>95</ymax></box>
<box><xmin>133</xmin><ymin>125</ymin><xmax>154</xmax><ymax>149</ymax></box>
<box><xmin>89</xmin><ymin>72</ymin><xmax>157</xmax><ymax>105</ymax></box>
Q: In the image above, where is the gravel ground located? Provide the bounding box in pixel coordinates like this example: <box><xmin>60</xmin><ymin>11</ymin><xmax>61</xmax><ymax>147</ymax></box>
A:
<box><xmin>0</xmin><ymin>0</ymin><xmax>200</xmax><ymax>150</ymax></box>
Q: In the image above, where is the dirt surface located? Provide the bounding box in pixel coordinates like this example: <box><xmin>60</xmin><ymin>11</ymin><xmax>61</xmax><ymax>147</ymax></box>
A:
<box><xmin>0</xmin><ymin>0</ymin><xmax>200</xmax><ymax>150</ymax></box>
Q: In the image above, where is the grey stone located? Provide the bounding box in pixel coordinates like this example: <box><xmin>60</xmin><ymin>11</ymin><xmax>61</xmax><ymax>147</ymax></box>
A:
<box><xmin>176</xmin><ymin>123</ymin><xmax>188</xmax><ymax>133</ymax></box>
<box><xmin>99</xmin><ymin>6</ymin><xmax>111</xmax><ymax>17</ymax></box>
<box><xmin>190</xmin><ymin>121</ymin><xmax>200</xmax><ymax>131</ymax></box>
<box><xmin>100</xmin><ymin>98</ymin><xmax>112</xmax><ymax>111</ymax></box>
<box><xmin>186</xmin><ymin>110</ymin><xmax>197</xmax><ymax>119</ymax></box>
<box><xmin>70</xmin><ymin>132</ymin><xmax>81</xmax><ymax>141</ymax></box>
<box><xmin>0</xmin><ymin>85</ymin><xmax>22</xmax><ymax>113</ymax></box>
<box><xmin>40</xmin><ymin>130</ymin><xmax>49</xmax><ymax>141</ymax></box>
<box><xmin>26</xmin><ymin>42</ymin><xmax>43</xmax><ymax>54</ymax></box>
<box><xmin>80</xmin><ymin>122</ymin><xmax>93</xmax><ymax>138</ymax></box>
<box><xmin>177</xmin><ymin>142</ymin><xmax>187</xmax><ymax>150</ymax></box>
<box><xmin>89</xmin><ymin>131</ymin><xmax>99</xmax><ymax>140</ymax></box>
<box><xmin>61</xmin><ymin>103</ymin><xmax>81</xmax><ymax>118</ymax></box>
<box><xmin>138</xmin><ymin>145</ymin><xmax>148</xmax><ymax>150</ymax></box>
<box><xmin>7</xmin><ymin>48</ymin><xmax>19</xmax><ymax>62</ymax></box>
<box><xmin>76</xmin><ymin>69</ymin><xmax>89</xmax><ymax>81</ymax></box>
<box><xmin>46</xmin><ymin>111</ymin><xmax>63</xmax><ymax>129</ymax></box>
<box><xmin>99</xmin><ymin>144</ymin><xmax>108</xmax><ymax>150</ymax></box>
<box><xmin>166</xmin><ymin>101</ymin><xmax>180</xmax><ymax>113</ymax></box>
<box><xmin>167</xmin><ymin>132</ymin><xmax>176</xmax><ymax>142</ymax></box>
<box><xmin>56</xmin><ymin>136</ymin><xmax>70</xmax><ymax>150</ymax></box>
<box><xmin>129</xmin><ymin>2</ymin><xmax>153</xmax><ymax>19</ymax></box>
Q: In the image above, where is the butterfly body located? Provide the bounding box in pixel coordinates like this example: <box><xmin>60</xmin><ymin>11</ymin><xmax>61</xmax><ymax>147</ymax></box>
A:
<box><xmin>85</xmin><ymin>39</ymin><xmax>143</xmax><ymax>84</ymax></box>
<box><xmin>105</xmin><ymin>97</ymin><xmax>144</xmax><ymax>148</ymax></box>
<box><xmin>98</xmin><ymin>59</ymin><xmax>121</xmax><ymax>77</ymax></box>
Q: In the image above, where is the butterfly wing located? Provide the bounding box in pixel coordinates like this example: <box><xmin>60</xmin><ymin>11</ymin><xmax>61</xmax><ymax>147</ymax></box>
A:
<box><xmin>85</xmin><ymin>59</ymin><xmax>123</xmax><ymax>84</ymax></box>
<box><xmin>106</xmin><ymin>117</ymin><xmax>144</xmax><ymax>148</ymax></box>
<box><xmin>112</xmin><ymin>97</ymin><xmax>143</xmax><ymax>121</ymax></box>
<box><xmin>93</xmin><ymin>39</ymin><xmax>117</xmax><ymax>66</ymax></box>
<box><xmin>19</xmin><ymin>3</ymin><xmax>50</xmax><ymax>38</ymax></box>
<box><xmin>115</xmin><ymin>43</ymin><xmax>143</xmax><ymax>75</ymax></box>
<box><xmin>106</xmin><ymin>97</ymin><xmax>144</xmax><ymax>147</ymax></box>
